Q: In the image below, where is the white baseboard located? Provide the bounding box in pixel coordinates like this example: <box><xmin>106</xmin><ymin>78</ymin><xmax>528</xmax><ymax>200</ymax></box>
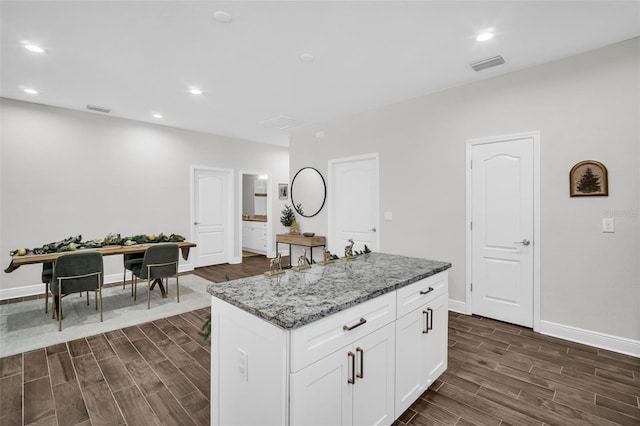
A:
<box><xmin>0</xmin><ymin>284</ymin><xmax>44</xmax><ymax>301</ymax></box>
<box><xmin>0</xmin><ymin>264</ymin><xmax>195</xmax><ymax>301</ymax></box>
<box><xmin>539</xmin><ymin>320</ymin><xmax>640</xmax><ymax>358</ymax></box>
<box><xmin>448</xmin><ymin>299</ymin><xmax>466</xmax><ymax>314</ymax></box>
<box><xmin>446</xmin><ymin>301</ymin><xmax>638</xmax><ymax>357</ymax></box>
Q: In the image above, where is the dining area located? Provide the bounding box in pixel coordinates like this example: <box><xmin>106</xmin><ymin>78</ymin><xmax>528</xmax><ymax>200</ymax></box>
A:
<box><xmin>1</xmin><ymin>235</ymin><xmax>206</xmax><ymax>356</ymax></box>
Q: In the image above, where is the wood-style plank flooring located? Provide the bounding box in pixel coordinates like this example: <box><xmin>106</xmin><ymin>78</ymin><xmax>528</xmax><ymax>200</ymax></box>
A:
<box><xmin>2</xmin><ymin>257</ymin><xmax>639</xmax><ymax>425</ymax></box>
<box><xmin>0</xmin><ymin>307</ymin><xmax>210</xmax><ymax>426</ymax></box>
<box><xmin>192</xmin><ymin>253</ymin><xmax>289</xmax><ymax>283</ymax></box>
<box><xmin>395</xmin><ymin>312</ymin><xmax>640</xmax><ymax>426</ymax></box>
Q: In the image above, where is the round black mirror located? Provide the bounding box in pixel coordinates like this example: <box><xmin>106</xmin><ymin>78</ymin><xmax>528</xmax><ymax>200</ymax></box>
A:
<box><xmin>290</xmin><ymin>167</ymin><xmax>326</xmax><ymax>218</ymax></box>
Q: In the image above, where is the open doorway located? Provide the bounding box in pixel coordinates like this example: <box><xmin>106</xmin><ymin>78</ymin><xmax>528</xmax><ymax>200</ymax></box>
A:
<box><xmin>240</xmin><ymin>172</ymin><xmax>271</xmax><ymax>259</ymax></box>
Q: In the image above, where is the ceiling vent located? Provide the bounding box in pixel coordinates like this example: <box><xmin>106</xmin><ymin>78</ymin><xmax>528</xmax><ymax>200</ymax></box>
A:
<box><xmin>469</xmin><ymin>55</ymin><xmax>505</xmax><ymax>72</ymax></box>
<box><xmin>86</xmin><ymin>104</ymin><xmax>111</xmax><ymax>113</ymax></box>
<box><xmin>259</xmin><ymin>115</ymin><xmax>305</xmax><ymax>130</ymax></box>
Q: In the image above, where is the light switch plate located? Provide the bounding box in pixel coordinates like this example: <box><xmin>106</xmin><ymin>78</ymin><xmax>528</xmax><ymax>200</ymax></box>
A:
<box><xmin>383</xmin><ymin>211</ymin><xmax>393</xmax><ymax>221</ymax></box>
<box><xmin>602</xmin><ymin>217</ymin><xmax>615</xmax><ymax>233</ymax></box>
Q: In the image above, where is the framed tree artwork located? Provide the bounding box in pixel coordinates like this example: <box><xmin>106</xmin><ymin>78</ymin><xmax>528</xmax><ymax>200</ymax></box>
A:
<box><xmin>278</xmin><ymin>183</ymin><xmax>288</xmax><ymax>200</ymax></box>
<box><xmin>570</xmin><ymin>160</ymin><xmax>608</xmax><ymax>197</ymax></box>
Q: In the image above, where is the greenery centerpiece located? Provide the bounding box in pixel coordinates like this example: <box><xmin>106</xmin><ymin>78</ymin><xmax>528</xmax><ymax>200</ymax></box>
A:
<box><xmin>10</xmin><ymin>232</ymin><xmax>186</xmax><ymax>256</ymax></box>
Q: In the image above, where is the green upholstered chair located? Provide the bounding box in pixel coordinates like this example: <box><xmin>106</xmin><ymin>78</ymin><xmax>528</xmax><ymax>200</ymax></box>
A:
<box><xmin>50</xmin><ymin>251</ymin><xmax>104</xmax><ymax>331</ymax></box>
<box><xmin>123</xmin><ymin>252</ymin><xmax>144</xmax><ymax>295</ymax></box>
<box><xmin>131</xmin><ymin>243</ymin><xmax>179</xmax><ymax>309</ymax></box>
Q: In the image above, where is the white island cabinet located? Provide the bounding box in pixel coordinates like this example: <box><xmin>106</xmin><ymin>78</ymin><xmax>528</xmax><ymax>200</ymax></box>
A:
<box><xmin>208</xmin><ymin>253</ymin><xmax>451</xmax><ymax>426</ymax></box>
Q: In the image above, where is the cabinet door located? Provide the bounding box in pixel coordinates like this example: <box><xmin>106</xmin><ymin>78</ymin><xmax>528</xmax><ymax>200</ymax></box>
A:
<box><xmin>423</xmin><ymin>293</ymin><xmax>448</xmax><ymax>383</ymax></box>
<box><xmin>247</xmin><ymin>227</ymin><xmax>258</xmax><ymax>251</ymax></box>
<box><xmin>353</xmin><ymin>322</ymin><xmax>395</xmax><ymax>426</ymax></box>
<box><xmin>290</xmin><ymin>348</ymin><xmax>353</xmax><ymax>426</ymax></box>
<box><xmin>395</xmin><ymin>307</ymin><xmax>427</xmax><ymax>417</ymax></box>
<box><xmin>395</xmin><ymin>293</ymin><xmax>449</xmax><ymax>417</ymax></box>
<box><xmin>242</xmin><ymin>225</ymin><xmax>250</xmax><ymax>248</ymax></box>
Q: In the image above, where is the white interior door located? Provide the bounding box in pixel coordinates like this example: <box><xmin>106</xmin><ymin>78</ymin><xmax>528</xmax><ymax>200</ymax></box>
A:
<box><xmin>471</xmin><ymin>136</ymin><xmax>534</xmax><ymax>327</ymax></box>
<box><xmin>194</xmin><ymin>168</ymin><xmax>231</xmax><ymax>266</ymax></box>
<box><xmin>328</xmin><ymin>154</ymin><xmax>379</xmax><ymax>255</ymax></box>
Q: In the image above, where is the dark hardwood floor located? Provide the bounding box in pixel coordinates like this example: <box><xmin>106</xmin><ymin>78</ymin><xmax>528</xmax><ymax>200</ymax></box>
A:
<box><xmin>193</xmin><ymin>253</ymin><xmax>289</xmax><ymax>283</ymax></box>
<box><xmin>0</xmin><ymin>307</ymin><xmax>211</xmax><ymax>426</ymax></box>
<box><xmin>2</xmin><ymin>258</ymin><xmax>638</xmax><ymax>425</ymax></box>
<box><xmin>395</xmin><ymin>313</ymin><xmax>640</xmax><ymax>426</ymax></box>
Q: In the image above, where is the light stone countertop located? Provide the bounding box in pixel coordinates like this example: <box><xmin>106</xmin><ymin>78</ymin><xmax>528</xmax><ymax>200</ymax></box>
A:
<box><xmin>207</xmin><ymin>252</ymin><xmax>452</xmax><ymax>329</ymax></box>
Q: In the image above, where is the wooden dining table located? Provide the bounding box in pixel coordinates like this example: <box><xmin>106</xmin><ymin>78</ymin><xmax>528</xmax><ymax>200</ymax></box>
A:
<box><xmin>4</xmin><ymin>242</ymin><xmax>197</xmax><ymax>297</ymax></box>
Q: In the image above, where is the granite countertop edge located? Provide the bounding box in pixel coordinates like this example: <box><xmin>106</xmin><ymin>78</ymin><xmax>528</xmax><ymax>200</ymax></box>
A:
<box><xmin>207</xmin><ymin>254</ymin><xmax>451</xmax><ymax>330</ymax></box>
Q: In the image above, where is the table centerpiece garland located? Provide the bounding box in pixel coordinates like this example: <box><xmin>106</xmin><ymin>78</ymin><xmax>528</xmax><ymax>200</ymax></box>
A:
<box><xmin>9</xmin><ymin>232</ymin><xmax>186</xmax><ymax>256</ymax></box>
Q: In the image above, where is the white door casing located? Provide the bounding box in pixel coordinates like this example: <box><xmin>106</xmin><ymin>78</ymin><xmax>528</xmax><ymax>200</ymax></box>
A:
<box><xmin>328</xmin><ymin>153</ymin><xmax>380</xmax><ymax>255</ymax></box>
<box><xmin>192</xmin><ymin>167</ymin><xmax>233</xmax><ymax>267</ymax></box>
<box><xmin>466</xmin><ymin>132</ymin><xmax>540</xmax><ymax>329</ymax></box>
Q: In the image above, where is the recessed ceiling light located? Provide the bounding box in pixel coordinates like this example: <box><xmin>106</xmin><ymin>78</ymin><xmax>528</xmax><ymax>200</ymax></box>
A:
<box><xmin>23</xmin><ymin>88</ymin><xmax>39</xmax><ymax>94</ymax></box>
<box><xmin>25</xmin><ymin>44</ymin><xmax>46</xmax><ymax>53</ymax></box>
<box><xmin>189</xmin><ymin>88</ymin><xmax>203</xmax><ymax>95</ymax></box>
<box><xmin>152</xmin><ymin>113</ymin><xmax>163</xmax><ymax>119</ymax></box>
<box><xmin>476</xmin><ymin>32</ymin><xmax>494</xmax><ymax>42</ymax></box>
<box><xmin>299</xmin><ymin>53</ymin><xmax>315</xmax><ymax>62</ymax></box>
<box><xmin>213</xmin><ymin>11</ymin><xmax>232</xmax><ymax>23</ymax></box>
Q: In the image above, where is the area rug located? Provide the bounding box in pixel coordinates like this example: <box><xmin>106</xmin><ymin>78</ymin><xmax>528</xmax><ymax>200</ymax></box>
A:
<box><xmin>0</xmin><ymin>274</ymin><xmax>212</xmax><ymax>358</ymax></box>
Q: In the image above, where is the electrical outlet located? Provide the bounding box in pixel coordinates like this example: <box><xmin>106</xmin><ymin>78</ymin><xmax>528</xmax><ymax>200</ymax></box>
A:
<box><xmin>602</xmin><ymin>217</ymin><xmax>615</xmax><ymax>233</ymax></box>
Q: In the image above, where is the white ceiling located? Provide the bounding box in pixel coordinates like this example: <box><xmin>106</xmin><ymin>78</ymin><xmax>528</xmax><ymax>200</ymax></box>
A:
<box><xmin>2</xmin><ymin>1</ymin><xmax>639</xmax><ymax>147</ymax></box>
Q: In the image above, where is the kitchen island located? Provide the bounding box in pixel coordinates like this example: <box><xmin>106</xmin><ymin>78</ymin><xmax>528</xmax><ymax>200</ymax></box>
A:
<box><xmin>208</xmin><ymin>252</ymin><xmax>451</xmax><ymax>426</ymax></box>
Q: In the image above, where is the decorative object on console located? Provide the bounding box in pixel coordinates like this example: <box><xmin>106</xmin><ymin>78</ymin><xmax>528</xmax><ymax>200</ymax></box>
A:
<box><xmin>290</xmin><ymin>217</ymin><xmax>300</xmax><ymax>235</ymax></box>
<box><xmin>303</xmin><ymin>232</ymin><xmax>315</xmax><ymax>237</ymax></box>
<box><xmin>264</xmin><ymin>252</ymin><xmax>285</xmax><ymax>277</ymax></box>
<box><xmin>280</xmin><ymin>203</ymin><xmax>295</xmax><ymax>227</ymax></box>
<box><xmin>570</xmin><ymin>160</ymin><xmax>608</xmax><ymax>197</ymax></box>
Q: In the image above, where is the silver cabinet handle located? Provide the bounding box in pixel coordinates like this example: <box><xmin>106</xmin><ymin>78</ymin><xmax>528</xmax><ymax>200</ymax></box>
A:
<box><xmin>347</xmin><ymin>351</ymin><xmax>355</xmax><ymax>384</ymax></box>
<box><xmin>422</xmin><ymin>308</ymin><xmax>434</xmax><ymax>333</ymax></box>
<box><xmin>356</xmin><ymin>347</ymin><xmax>364</xmax><ymax>379</ymax></box>
<box><xmin>420</xmin><ymin>286</ymin><xmax>434</xmax><ymax>295</ymax></box>
<box><xmin>514</xmin><ymin>239</ymin><xmax>530</xmax><ymax>246</ymax></box>
<box><xmin>343</xmin><ymin>317</ymin><xmax>367</xmax><ymax>331</ymax></box>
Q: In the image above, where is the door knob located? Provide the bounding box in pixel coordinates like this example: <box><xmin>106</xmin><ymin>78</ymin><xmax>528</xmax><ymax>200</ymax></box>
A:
<box><xmin>369</xmin><ymin>228</ymin><xmax>376</xmax><ymax>232</ymax></box>
<box><xmin>514</xmin><ymin>239</ymin><xmax>531</xmax><ymax>246</ymax></box>
<box><xmin>194</xmin><ymin>221</ymin><xmax>200</xmax><ymax>225</ymax></box>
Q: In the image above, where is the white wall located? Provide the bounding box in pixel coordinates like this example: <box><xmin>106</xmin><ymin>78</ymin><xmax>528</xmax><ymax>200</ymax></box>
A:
<box><xmin>0</xmin><ymin>99</ymin><xmax>289</xmax><ymax>294</ymax></box>
<box><xmin>289</xmin><ymin>38</ymin><xmax>640</xmax><ymax>343</ymax></box>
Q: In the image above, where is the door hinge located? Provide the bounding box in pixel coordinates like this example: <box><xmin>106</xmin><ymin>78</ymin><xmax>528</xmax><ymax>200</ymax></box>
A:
<box><xmin>470</xmin><ymin>283</ymin><xmax>473</xmax><ymax>292</ymax></box>
<box><xmin>470</xmin><ymin>221</ymin><xmax>473</xmax><ymax>231</ymax></box>
<box><xmin>470</xmin><ymin>160</ymin><xmax>473</xmax><ymax>169</ymax></box>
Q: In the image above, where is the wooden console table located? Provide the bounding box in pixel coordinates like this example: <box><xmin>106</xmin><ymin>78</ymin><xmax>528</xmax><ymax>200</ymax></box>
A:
<box><xmin>275</xmin><ymin>234</ymin><xmax>326</xmax><ymax>268</ymax></box>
